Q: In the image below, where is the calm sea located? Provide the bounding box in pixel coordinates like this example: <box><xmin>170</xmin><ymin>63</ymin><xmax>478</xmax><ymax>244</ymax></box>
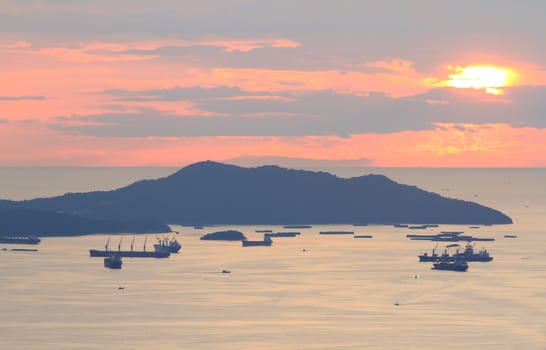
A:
<box><xmin>1</xmin><ymin>167</ymin><xmax>545</xmax><ymax>349</ymax></box>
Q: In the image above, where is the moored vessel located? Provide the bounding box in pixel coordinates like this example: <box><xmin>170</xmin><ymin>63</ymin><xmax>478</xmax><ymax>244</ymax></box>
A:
<box><xmin>269</xmin><ymin>232</ymin><xmax>300</xmax><ymax>237</ymax></box>
<box><xmin>418</xmin><ymin>245</ymin><xmax>450</xmax><ymax>262</ymax></box>
<box><xmin>283</xmin><ymin>225</ymin><xmax>311</xmax><ymax>229</ymax></box>
<box><xmin>419</xmin><ymin>243</ymin><xmax>493</xmax><ymax>263</ymax></box>
<box><xmin>90</xmin><ymin>237</ymin><xmax>171</xmax><ymax>258</ymax></box>
<box><xmin>104</xmin><ymin>254</ymin><xmax>122</xmax><ymax>269</ymax></box>
<box><xmin>408</xmin><ymin>231</ymin><xmax>494</xmax><ymax>242</ymax></box>
<box><xmin>432</xmin><ymin>257</ymin><xmax>469</xmax><ymax>272</ymax></box>
<box><xmin>319</xmin><ymin>231</ymin><xmax>354</xmax><ymax>235</ymax></box>
<box><xmin>454</xmin><ymin>243</ymin><xmax>493</xmax><ymax>262</ymax></box>
<box><xmin>156</xmin><ymin>236</ymin><xmax>181</xmax><ymax>253</ymax></box>
<box><xmin>242</xmin><ymin>234</ymin><xmax>273</xmax><ymax>247</ymax></box>
<box><xmin>0</xmin><ymin>235</ymin><xmax>41</xmax><ymax>245</ymax></box>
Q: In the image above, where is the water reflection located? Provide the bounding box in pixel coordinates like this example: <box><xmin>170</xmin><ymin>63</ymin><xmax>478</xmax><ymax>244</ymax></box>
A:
<box><xmin>1</xmin><ymin>224</ymin><xmax>545</xmax><ymax>349</ymax></box>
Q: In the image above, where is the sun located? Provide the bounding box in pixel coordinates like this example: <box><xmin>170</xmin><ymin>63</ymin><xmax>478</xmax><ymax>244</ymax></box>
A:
<box><xmin>447</xmin><ymin>65</ymin><xmax>515</xmax><ymax>95</ymax></box>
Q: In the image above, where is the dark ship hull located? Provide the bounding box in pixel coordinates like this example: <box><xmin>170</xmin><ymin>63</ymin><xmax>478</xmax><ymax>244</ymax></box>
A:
<box><xmin>269</xmin><ymin>232</ymin><xmax>300</xmax><ymax>237</ymax></box>
<box><xmin>104</xmin><ymin>255</ymin><xmax>123</xmax><ymax>269</ymax></box>
<box><xmin>408</xmin><ymin>231</ymin><xmax>494</xmax><ymax>242</ymax></box>
<box><xmin>90</xmin><ymin>249</ymin><xmax>170</xmax><ymax>258</ymax></box>
<box><xmin>242</xmin><ymin>240</ymin><xmax>273</xmax><ymax>247</ymax></box>
<box><xmin>455</xmin><ymin>244</ymin><xmax>493</xmax><ymax>262</ymax></box>
<box><xmin>319</xmin><ymin>231</ymin><xmax>354</xmax><ymax>235</ymax></box>
<box><xmin>90</xmin><ymin>236</ymin><xmax>177</xmax><ymax>258</ymax></box>
<box><xmin>420</xmin><ymin>243</ymin><xmax>493</xmax><ymax>263</ymax></box>
<box><xmin>432</xmin><ymin>261</ymin><xmax>468</xmax><ymax>272</ymax></box>
<box><xmin>0</xmin><ymin>236</ymin><xmax>41</xmax><ymax>244</ymax></box>
<box><xmin>242</xmin><ymin>233</ymin><xmax>273</xmax><ymax>247</ymax></box>
<box><xmin>419</xmin><ymin>254</ymin><xmax>441</xmax><ymax>262</ymax></box>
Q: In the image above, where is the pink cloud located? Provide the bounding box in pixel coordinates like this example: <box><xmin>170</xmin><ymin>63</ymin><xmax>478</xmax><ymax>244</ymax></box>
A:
<box><xmin>363</xmin><ymin>59</ymin><xmax>414</xmax><ymax>73</ymax></box>
<box><xmin>0</xmin><ymin>38</ymin><xmax>302</xmax><ymax>63</ymax></box>
<box><xmin>208</xmin><ymin>67</ymin><xmax>430</xmax><ymax>97</ymax></box>
<box><xmin>270</xmin><ymin>39</ymin><xmax>300</xmax><ymax>48</ymax></box>
<box><xmin>1</xmin><ymin>121</ymin><xmax>545</xmax><ymax>167</ymax></box>
<box><xmin>0</xmin><ymin>40</ymin><xmax>31</xmax><ymax>50</ymax></box>
<box><xmin>219</xmin><ymin>95</ymin><xmax>296</xmax><ymax>102</ymax></box>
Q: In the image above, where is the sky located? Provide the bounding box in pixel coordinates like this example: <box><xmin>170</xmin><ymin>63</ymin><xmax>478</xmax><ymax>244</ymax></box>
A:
<box><xmin>1</xmin><ymin>0</ymin><xmax>546</xmax><ymax>167</ymax></box>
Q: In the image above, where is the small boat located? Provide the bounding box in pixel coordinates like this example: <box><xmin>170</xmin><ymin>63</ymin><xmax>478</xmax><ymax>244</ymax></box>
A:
<box><xmin>419</xmin><ymin>246</ymin><xmax>450</xmax><ymax>262</ymax></box>
<box><xmin>255</xmin><ymin>230</ymin><xmax>273</xmax><ymax>233</ymax></box>
<box><xmin>354</xmin><ymin>235</ymin><xmax>373</xmax><ymax>239</ymax></box>
<box><xmin>432</xmin><ymin>258</ymin><xmax>468</xmax><ymax>272</ymax></box>
<box><xmin>504</xmin><ymin>235</ymin><xmax>518</xmax><ymax>238</ymax></box>
<box><xmin>242</xmin><ymin>234</ymin><xmax>273</xmax><ymax>247</ymax></box>
<box><xmin>104</xmin><ymin>255</ymin><xmax>122</xmax><ymax>269</ymax></box>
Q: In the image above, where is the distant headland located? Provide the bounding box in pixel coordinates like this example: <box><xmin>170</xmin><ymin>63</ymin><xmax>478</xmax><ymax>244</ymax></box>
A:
<box><xmin>0</xmin><ymin>161</ymin><xmax>512</xmax><ymax>235</ymax></box>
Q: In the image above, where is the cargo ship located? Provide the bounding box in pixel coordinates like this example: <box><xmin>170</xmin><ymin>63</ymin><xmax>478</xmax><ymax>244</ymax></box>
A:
<box><xmin>420</xmin><ymin>243</ymin><xmax>493</xmax><ymax>263</ymax></box>
<box><xmin>454</xmin><ymin>243</ymin><xmax>493</xmax><ymax>262</ymax></box>
<box><xmin>0</xmin><ymin>235</ymin><xmax>41</xmax><ymax>245</ymax></box>
<box><xmin>268</xmin><ymin>232</ymin><xmax>300</xmax><ymax>237</ymax></box>
<box><xmin>90</xmin><ymin>237</ymin><xmax>170</xmax><ymax>258</ymax></box>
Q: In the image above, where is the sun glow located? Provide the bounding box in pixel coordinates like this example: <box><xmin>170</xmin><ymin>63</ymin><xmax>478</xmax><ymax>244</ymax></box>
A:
<box><xmin>447</xmin><ymin>65</ymin><xmax>514</xmax><ymax>95</ymax></box>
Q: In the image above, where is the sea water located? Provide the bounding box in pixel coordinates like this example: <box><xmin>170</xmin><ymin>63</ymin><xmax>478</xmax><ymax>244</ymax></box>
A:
<box><xmin>0</xmin><ymin>167</ymin><xmax>545</xmax><ymax>349</ymax></box>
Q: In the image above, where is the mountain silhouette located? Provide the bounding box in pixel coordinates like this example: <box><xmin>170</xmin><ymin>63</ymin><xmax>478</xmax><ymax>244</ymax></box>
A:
<box><xmin>0</xmin><ymin>161</ymin><xmax>512</xmax><ymax>229</ymax></box>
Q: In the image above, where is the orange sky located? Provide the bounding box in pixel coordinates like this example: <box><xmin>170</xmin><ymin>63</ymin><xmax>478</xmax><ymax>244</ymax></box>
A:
<box><xmin>2</xmin><ymin>2</ymin><xmax>546</xmax><ymax>167</ymax></box>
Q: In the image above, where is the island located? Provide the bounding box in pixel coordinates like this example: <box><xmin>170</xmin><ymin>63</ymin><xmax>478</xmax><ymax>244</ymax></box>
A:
<box><xmin>0</xmin><ymin>161</ymin><xmax>512</xmax><ymax>236</ymax></box>
<box><xmin>200</xmin><ymin>230</ymin><xmax>247</xmax><ymax>241</ymax></box>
